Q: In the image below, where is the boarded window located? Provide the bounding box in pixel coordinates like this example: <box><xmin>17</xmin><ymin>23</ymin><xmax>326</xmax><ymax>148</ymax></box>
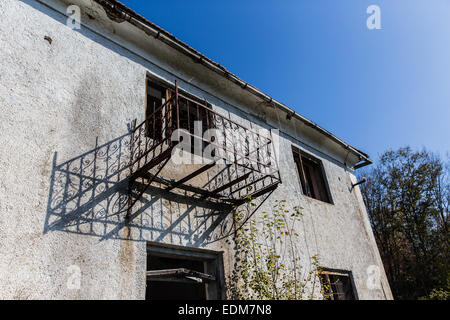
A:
<box><xmin>320</xmin><ymin>269</ymin><xmax>356</xmax><ymax>300</ymax></box>
<box><xmin>292</xmin><ymin>147</ymin><xmax>332</xmax><ymax>203</ymax></box>
<box><xmin>146</xmin><ymin>243</ymin><xmax>224</xmax><ymax>300</ymax></box>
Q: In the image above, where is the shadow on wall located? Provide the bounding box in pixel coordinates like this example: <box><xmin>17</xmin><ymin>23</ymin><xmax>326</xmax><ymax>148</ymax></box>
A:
<box><xmin>43</xmin><ymin>127</ymin><xmax>238</xmax><ymax>247</ymax></box>
<box><xmin>27</xmin><ymin>0</ymin><xmax>271</xmax><ymax>247</ymax></box>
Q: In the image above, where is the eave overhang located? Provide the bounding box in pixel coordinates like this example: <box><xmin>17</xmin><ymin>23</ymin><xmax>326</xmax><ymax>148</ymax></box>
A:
<box><xmin>92</xmin><ymin>0</ymin><xmax>372</xmax><ymax>169</ymax></box>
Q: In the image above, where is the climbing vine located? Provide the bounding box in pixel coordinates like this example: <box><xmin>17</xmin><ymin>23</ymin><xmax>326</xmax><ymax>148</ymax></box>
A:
<box><xmin>227</xmin><ymin>199</ymin><xmax>331</xmax><ymax>300</ymax></box>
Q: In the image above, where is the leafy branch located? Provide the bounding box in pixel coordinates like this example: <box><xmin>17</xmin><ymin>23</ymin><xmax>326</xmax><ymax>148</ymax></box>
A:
<box><xmin>227</xmin><ymin>199</ymin><xmax>330</xmax><ymax>300</ymax></box>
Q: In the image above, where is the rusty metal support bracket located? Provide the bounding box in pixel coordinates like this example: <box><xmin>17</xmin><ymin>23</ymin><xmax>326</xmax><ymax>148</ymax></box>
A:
<box><xmin>166</xmin><ymin>162</ymin><xmax>216</xmax><ymax>191</ymax></box>
<box><xmin>146</xmin><ymin>268</ymin><xmax>216</xmax><ymax>283</ymax></box>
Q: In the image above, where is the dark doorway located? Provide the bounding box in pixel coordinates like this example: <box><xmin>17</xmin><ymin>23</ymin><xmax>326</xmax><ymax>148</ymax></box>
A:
<box><xmin>146</xmin><ymin>255</ymin><xmax>206</xmax><ymax>300</ymax></box>
<box><xmin>145</xmin><ymin>243</ymin><xmax>225</xmax><ymax>300</ymax></box>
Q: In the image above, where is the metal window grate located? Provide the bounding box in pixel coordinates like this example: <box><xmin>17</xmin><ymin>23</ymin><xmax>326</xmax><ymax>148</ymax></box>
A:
<box><xmin>127</xmin><ymin>80</ymin><xmax>282</xmax><ymax>217</ymax></box>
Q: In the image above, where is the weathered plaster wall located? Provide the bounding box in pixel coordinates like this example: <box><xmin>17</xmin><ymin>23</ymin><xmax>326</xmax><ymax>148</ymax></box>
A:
<box><xmin>0</xmin><ymin>0</ymin><xmax>392</xmax><ymax>299</ymax></box>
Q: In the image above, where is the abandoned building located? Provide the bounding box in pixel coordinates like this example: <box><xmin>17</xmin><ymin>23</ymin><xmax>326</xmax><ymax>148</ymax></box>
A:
<box><xmin>0</xmin><ymin>0</ymin><xmax>393</xmax><ymax>300</ymax></box>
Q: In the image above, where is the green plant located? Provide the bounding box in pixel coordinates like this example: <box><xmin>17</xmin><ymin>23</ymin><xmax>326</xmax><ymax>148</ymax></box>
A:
<box><xmin>227</xmin><ymin>199</ymin><xmax>330</xmax><ymax>300</ymax></box>
<box><xmin>419</xmin><ymin>288</ymin><xmax>450</xmax><ymax>300</ymax></box>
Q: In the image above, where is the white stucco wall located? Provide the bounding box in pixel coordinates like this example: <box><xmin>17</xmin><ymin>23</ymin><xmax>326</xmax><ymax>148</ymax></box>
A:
<box><xmin>0</xmin><ymin>0</ymin><xmax>392</xmax><ymax>299</ymax></box>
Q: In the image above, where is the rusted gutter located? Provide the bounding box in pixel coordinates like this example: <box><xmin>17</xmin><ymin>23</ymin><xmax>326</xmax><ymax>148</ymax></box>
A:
<box><xmin>94</xmin><ymin>0</ymin><xmax>372</xmax><ymax>169</ymax></box>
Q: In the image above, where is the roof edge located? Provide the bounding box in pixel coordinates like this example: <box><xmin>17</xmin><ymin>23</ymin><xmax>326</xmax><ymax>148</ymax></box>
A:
<box><xmin>93</xmin><ymin>0</ymin><xmax>372</xmax><ymax>168</ymax></box>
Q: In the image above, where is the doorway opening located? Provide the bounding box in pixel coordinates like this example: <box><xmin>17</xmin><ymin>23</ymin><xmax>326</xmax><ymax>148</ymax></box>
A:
<box><xmin>145</xmin><ymin>243</ymin><xmax>225</xmax><ymax>300</ymax></box>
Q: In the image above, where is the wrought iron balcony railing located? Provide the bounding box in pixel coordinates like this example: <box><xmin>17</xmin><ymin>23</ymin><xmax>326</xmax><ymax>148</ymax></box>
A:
<box><xmin>127</xmin><ymin>81</ymin><xmax>281</xmax><ymax>217</ymax></box>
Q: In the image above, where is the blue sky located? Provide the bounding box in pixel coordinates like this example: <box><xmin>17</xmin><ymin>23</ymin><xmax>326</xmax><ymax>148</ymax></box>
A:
<box><xmin>121</xmin><ymin>0</ymin><xmax>450</xmax><ymax>161</ymax></box>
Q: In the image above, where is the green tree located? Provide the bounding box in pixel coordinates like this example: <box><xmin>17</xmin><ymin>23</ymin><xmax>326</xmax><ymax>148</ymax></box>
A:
<box><xmin>360</xmin><ymin>147</ymin><xmax>449</xmax><ymax>299</ymax></box>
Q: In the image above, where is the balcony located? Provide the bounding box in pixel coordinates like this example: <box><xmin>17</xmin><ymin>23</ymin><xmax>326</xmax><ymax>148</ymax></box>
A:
<box><xmin>127</xmin><ymin>81</ymin><xmax>281</xmax><ymax>217</ymax></box>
